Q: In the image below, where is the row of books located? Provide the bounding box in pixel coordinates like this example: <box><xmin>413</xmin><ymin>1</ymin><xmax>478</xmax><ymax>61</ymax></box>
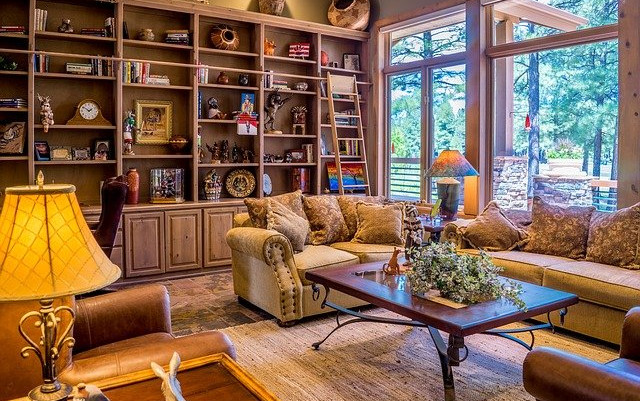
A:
<box><xmin>197</xmin><ymin>66</ymin><xmax>209</xmax><ymax>84</ymax></box>
<box><xmin>122</xmin><ymin>61</ymin><xmax>170</xmax><ymax>85</ymax></box>
<box><xmin>0</xmin><ymin>26</ymin><xmax>26</xmax><ymax>35</ymax></box>
<box><xmin>33</xmin><ymin>54</ymin><xmax>50</xmax><ymax>72</ymax></box>
<box><xmin>165</xmin><ymin>30</ymin><xmax>190</xmax><ymax>45</ymax></box>
<box><xmin>0</xmin><ymin>98</ymin><xmax>27</xmax><ymax>108</ymax></box>
<box><xmin>270</xmin><ymin>80</ymin><xmax>289</xmax><ymax>90</ymax></box>
<box><xmin>80</xmin><ymin>28</ymin><xmax>108</xmax><ymax>37</ymax></box>
<box><xmin>339</xmin><ymin>139</ymin><xmax>361</xmax><ymax>156</ymax></box>
<box><xmin>330</xmin><ymin>109</ymin><xmax>358</xmax><ymax>126</ymax></box>
<box><xmin>34</xmin><ymin>9</ymin><xmax>48</xmax><ymax>32</ymax></box>
<box><xmin>90</xmin><ymin>57</ymin><xmax>114</xmax><ymax>76</ymax></box>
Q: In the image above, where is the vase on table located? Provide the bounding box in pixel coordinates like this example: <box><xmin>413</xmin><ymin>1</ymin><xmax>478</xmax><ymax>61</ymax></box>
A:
<box><xmin>327</xmin><ymin>0</ymin><xmax>370</xmax><ymax>31</ymax></box>
<box><xmin>126</xmin><ymin>168</ymin><xmax>140</xmax><ymax>204</ymax></box>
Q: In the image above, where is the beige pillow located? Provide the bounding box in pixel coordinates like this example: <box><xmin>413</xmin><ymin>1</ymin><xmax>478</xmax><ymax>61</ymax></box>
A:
<box><xmin>523</xmin><ymin>197</ymin><xmax>594</xmax><ymax>259</ymax></box>
<box><xmin>586</xmin><ymin>203</ymin><xmax>640</xmax><ymax>269</ymax></box>
<box><xmin>266</xmin><ymin>200</ymin><xmax>310</xmax><ymax>252</ymax></box>
<box><xmin>353</xmin><ymin>202</ymin><xmax>403</xmax><ymax>245</ymax></box>
<box><xmin>244</xmin><ymin>190</ymin><xmax>306</xmax><ymax>229</ymax></box>
<box><xmin>303</xmin><ymin>195</ymin><xmax>349</xmax><ymax>245</ymax></box>
<box><xmin>463</xmin><ymin>201</ymin><xmax>528</xmax><ymax>251</ymax></box>
<box><xmin>337</xmin><ymin>195</ymin><xmax>386</xmax><ymax>239</ymax></box>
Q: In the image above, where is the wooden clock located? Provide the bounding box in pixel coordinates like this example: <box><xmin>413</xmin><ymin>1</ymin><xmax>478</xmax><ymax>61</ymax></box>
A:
<box><xmin>66</xmin><ymin>99</ymin><xmax>111</xmax><ymax>126</ymax></box>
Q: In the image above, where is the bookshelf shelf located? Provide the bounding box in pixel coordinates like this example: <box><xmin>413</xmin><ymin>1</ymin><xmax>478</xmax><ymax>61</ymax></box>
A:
<box><xmin>123</xmin><ymin>154</ymin><xmax>193</xmax><ymax>159</ymax></box>
<box><xmin>264</xmin><ymin>87</ymin><xmax>316</xmax><ymax>96</ymax></box>
<box><xmin>198</xmin><ymin>163</ymin><xmax>259</xmax><ymax>168</ymax></box>
<box><xmin>199</xmin><ymin>83</ymin><xmax>260</xmax><ymax>91</ymax></box>
<box><xmin>264</xmin><ymin>163</ymin><xmax>317</xmax><ymax>167</ymax></box>
<box><xmin>198</xmin><ymin>119</ymin><xmax>237</xmax><ymax>124</ymax></box>
<box><xmin>0</xmin><ymin>156</ymin><xmax>28</xmax><ymax>161</ymax></box>
<box><xmin>35</xmin><ymin>72</ymin><xmax>116</xmax><ymax>81</ymax></box>
<box><xmin>34</xmin><ymin>124</ymin><xmax>116</xmax><ymax>130</ymax></box>
<box><xmin>0</xmin><ymin>70</ymin><xmax>28</xmax><ymax>76</ymax></box>
<box><xmin>34</xmin><ymin>160</ymin><xmax>117</xmax><ymax>165</ymax></box>
<box><xmin>0</xmin><ymin>107</ymin><xmax>28</xmax><ymax>112</ymax></box>
<box><xmin>264</xmin><ymin>55</ymin><xmax>317</xmax><ymax>65</ymax></box>
<box><xmin>35</xmin><ymin>31</ymin><xmax>117</xmax><ymax>43</ymax></box>
<box><xmin>123</xmin><ymin>39</ymin><xmax>193</xmax><ymax>50</ymax></box>
<box><xmin>199</xmin><ymin>48</ymin><xmax>259</xmax><ymax>58</ymax></box>
<box><xmin>0</xmin><ymin>32</ymin><xmax>28</xmax><ymax>39</ymax></box>
<box><xmin>321</xmin><ymin>66</ymin><xmax>366</xmax><ymax>75</ymax></box>
<box><xmin>123</xmin><ymin>83</ymin><xmax>192</xmax><ymax>91</ymax></box>
<box><xmin>264</xmin><ymin>134</ymin><xmax>317</xmax><ymax>139</ymax></box>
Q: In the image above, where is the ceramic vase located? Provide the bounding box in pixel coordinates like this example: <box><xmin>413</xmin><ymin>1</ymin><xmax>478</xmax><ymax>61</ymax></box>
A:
<box><xmin>321</xmin><ymin>51</ymin><xmax>329</xmax><ymax>66</ymax></box>
<box><xmin>327</xmin><ymin>0</ymin><xmax>370</xmax><ymax>31</ymax></box>
<box><xmin>210</xmin><ymin>25</ymin><xmax>239</xmax><ymax>51</ymax></box>
<box><xmin>217</xmin><ymin>71</ymin><xmax>229</xmax><ymax>84</ymax></box>
<box><xmin>259</xmin><ymin>0</ymin><xmax>286</xmax><ymax>16</ymax></box>
<box><xmin>126</xmin><ymin>168</ymin><xmax>140</xmax><ymax>204</ymax></box>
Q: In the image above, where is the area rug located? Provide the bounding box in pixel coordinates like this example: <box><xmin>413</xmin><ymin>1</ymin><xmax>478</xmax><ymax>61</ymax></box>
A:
<box><xmin>221</xmin><ymin>310</ymin><xmax>616</xmax><ymax>401</ymax></box>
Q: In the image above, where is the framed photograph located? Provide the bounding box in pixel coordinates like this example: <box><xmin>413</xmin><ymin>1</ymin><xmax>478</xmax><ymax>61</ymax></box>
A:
<box><xmin>134</xmin><ymin>100</ymin><xmax>173</xmax><ymax>144</ymax></box>
<box><xmin>72</xmin><ymin>147</ymin><xmax>91</xmax><ymax>160</ymax></box>
<box><xmin>239</xmin><ymin>93</ymin><xmax>255</xmax><ymax>115</ymax></box>
<box><xmin>343</xmin><ymin>53</ymin><xmax>360</xmax><ymax>71</ymax></box>
<box><xmin>51</xmin><ymin>146</ymin><xmax>72</xmax><ymax>160</ymax></box>
<box><xmin>34</xmin><ymin>141</ymin><xmax>50</xmax><ymax>161</ymax></box>
<box><xmin>0</xmin><ymin>122</ymin><xmax>26</xmax><ymax>154</ymax></box>
<box><xmin>94</xmin><ymin>139</ymin><xmax>111</xmax><ymax>160</ymax></box>
<box><xmin>288</xmin><ymin>149</ymin><xmax>306</xmax><ymax>162</ymax></box>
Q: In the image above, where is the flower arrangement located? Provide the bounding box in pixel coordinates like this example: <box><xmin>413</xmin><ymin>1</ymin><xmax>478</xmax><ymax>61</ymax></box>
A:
<box><xmin>406</xmin><ymin>242</ymin><xmax>526</xmax><ymax>311</ymax></box>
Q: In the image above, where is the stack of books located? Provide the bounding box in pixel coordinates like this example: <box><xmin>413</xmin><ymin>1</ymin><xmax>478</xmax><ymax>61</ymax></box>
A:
<box><xmin>65</xmin><ymin>62</ymin><xmax>93</xmax><ymax>75</ymax></box>
<box><xmin>80</xmin><ymin>28</ymin><xmax>108</xmax><ymax>37</ymax></box>
<box><xmin>271</xmin><ymin>80</ymin><xmax>289</xmax><ymax>90</ymax></box>
<box><xmin>90</xmin><ymin>57</ymin><xmax>114</xmax><ymax>76</ymax></box>
<box><xmin>104</xmin><ymin>17</ymin><xmax>115</xmax><ymax>38</ymax></box>
<box><xmin>147</xmin><ymin>75</ymin><xmax>171</xmax><ymax>85</ymax></box>
<box><xmin>331</xmin><ymin>109</ymin><xmax>357</xmax><ymax>126</ymax></box>
<box><xmin>33</xmin><ymin>53</ymin><xmax>50</xmax><ymax>72</ymax></box>
<box><xmin>123</xmin><ymin>61</ymin><xmax>151</xmax><ymax>84</ymax></box>
<box><xmin>339</xmin><ymin>139</ymin><xmax>361</xmax><ymax>156</ymax></box>
<box><xmin>34</xmin><ymin>9</ymin><xmax>48</xmax><ymax>31</ymax></box>
<box><xmin>197</xmin><ymin>65</ymin><xmax>209</xmax><ymax>84</ymax></box>
<box><xmin>0</xmin><ymin>26</ymin><xmax>26</xmax><ymax>35</ymax></box>
<box><xmin>164</xmin><ymin>30</ymin><xmax>190</xmax><ymax>45</ymax></box>
<box><xmin>0</xmin><ymin>98</ymin><xmax>27</xmax><ymax>109</ymax></box>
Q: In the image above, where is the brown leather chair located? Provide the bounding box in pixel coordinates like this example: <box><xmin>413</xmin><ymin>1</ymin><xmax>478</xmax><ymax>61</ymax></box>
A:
<box><xmin>523</xmin><ymin>307</ymin><xmax>640</xmax><ymax>401</ymax></box>
<box><xmin>89</xmin><ymin>176</ymin><xmax>128</xmax><ymax>258</ymax></box>
<box><xmin>0</xmin><ymin>284</ymin><xmax>235</xmax><ymax>401</ymax></box>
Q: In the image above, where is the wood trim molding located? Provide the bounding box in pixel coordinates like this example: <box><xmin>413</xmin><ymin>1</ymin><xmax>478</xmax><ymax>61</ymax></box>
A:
<box><xmin>382</xmin><ymin>52</ymin><xmax>467</xmax><ymax>75</ymax></box>
<box><xmin>372</xmin><ymin>0</ymin><xmax>465</xmax><ymax>31</ymax></box>
<box><xmin>486</xmin><ymin>24</ymin><xmax>618</xmax><ymax>58</ymax></box>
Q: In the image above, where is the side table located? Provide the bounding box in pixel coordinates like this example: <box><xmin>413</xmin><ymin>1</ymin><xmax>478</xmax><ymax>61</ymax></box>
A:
<box><xmin>423</xmin><ymin>221</ymin><xmax>446</xmax><ymax>243</ymax></box>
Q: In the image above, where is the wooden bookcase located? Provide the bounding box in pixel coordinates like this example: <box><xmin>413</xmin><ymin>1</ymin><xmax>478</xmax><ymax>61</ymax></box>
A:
<box><xmin>0</xmin><ymin>0</ymin><xmax>370</xmax><ymax>281</ymax></box>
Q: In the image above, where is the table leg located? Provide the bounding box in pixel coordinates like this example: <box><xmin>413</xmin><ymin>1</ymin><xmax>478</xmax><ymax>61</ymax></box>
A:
<box><xmin>428</xmin><ymin>327</ymin><xmax>466</xmax><ymax>401</ymax></box>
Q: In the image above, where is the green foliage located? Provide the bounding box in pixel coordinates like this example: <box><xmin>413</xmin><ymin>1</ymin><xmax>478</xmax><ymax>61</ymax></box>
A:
<box><xmin>406</xmin><ymin>242</ymin><xmax>526</xmax><ymax>311</ymax></box>
<box><xmin>547</xmin><ymin>139</ymin><xmax>583</xmax><ymax>159</ymax></box>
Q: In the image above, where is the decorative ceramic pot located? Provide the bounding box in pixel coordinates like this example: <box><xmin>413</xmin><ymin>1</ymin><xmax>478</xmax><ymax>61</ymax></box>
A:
<box><xmin>259</xmin><ymin>0</ymin><xmax>286</xmax><ymax>16</ymax></box>
<box><xmin>327</xmin><ymin>0</ymin><xmax>370</xmax><ymax>31</ymax></box>
<box><xmin>294</xmin><ymin>82</ymin><xmax>308</xmax><ymax>91</ymax></box>
<box><xmin>321</xmin><ymin>51</ymin><xmax>329</xmax><ymax>66</ymax></box>
<box><xmin>168</xmin><ymin>135</ymin><xmax>189</xmax><ymax>153</ymax></box>
<box><xmin>217</xmin><ymin>71</ymin><xmax>229</xmax><ymax>85</ymax></box>
<box><xmin>238</xmin><ymin>73</ymin><xmax>250</xmax><ymax>86</ymax></box>
<box><xmin>210</xmin><ymin>24</ymin><xmax>239</xmax><ymax>51</ymax></box>
<box><xmin>137</xmin><ymin>28</ymin><xmax>155</xmax><ymax>41</ymax></box>
<box><xmin>126</xmin><ymin>168</ymin><xmax>140</xmax><ymax>205</ymax></box>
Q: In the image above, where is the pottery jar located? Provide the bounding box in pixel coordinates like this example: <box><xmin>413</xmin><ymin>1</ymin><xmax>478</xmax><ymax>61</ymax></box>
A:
<box><xmin>126</xmin><ymin>168</ymin><xmax>140</xmax><ymax>204</ymax></box>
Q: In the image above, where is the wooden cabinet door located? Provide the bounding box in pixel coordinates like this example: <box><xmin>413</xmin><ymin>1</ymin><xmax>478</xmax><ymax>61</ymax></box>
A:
<box><xmin>203</xmin><ymin>207</ymin><xmax>236</xmax><ymax>268</ymax></box>
<box><xmin>124</xmin><ymin>212</ymin><xmax>165</xmax><ymax>277</ymax></box>
<box><xmin>165</xmin><ymin>209</ymin><xmax>202</xmax><ymax>272</ymax></box>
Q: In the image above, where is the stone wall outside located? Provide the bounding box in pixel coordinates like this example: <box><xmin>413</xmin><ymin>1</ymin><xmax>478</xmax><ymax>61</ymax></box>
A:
<box><xmin>533</xmin><ymin>176</ymin><xmax>593</xmax><ymax>207</ymax></box>
<box><xmin>493</xmin><ymin>156</ymin><xmax>528</xmax><ymax>210</ymax></box>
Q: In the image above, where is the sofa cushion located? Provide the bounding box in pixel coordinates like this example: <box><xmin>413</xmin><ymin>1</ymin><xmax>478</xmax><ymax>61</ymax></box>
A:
<box><xmin>331</xmin><ymin>242</ymin><xmax>397</xmax><ymax>263</ymax></box>
<box><xmin>586</xmin><ymin>203</ymin><xmax>640</xmax><ymax>269</ymax></box>
<box><xmin>523</xmin><ymin>196</ymin><xmax>594</xmax><ymax>259</ymax></box>
<box><xmin>543</xmin><ymin>261</ymin><xmax>640</xmax><ymax>311</ymax></box>
<box><xmin>244</xmin><ymin>190</ymin><xmax>306</xmax><ymax>229</ymax></box>
<box><xmin>463</xmin><ymin>201</ymin><xmax>528</xmax><ymax>251</ymax></box>
<box><xmin>459</xmin><ymin>249</ymin><xmax>571</xmax><ymax>285</ymax></box>
<box><xmin>295</xmin><ymin>245</ymin><xmax>359</xmax><ymax>286</ymax></box>
<box><xmin>303</xmin><ymin>195</ymin><xmax>350</xmax><ymax>245</ymax></box>
<box><xmin>266</xmin><ymin>199</ymin><xmax>310</xmax><ymax>252</ymax></box>
<box><xmin>337</xmin><ymin>195</ymin><xmax>386</xmax><ymax>239</ymax></box>
<box><xmin>353</xmin><ymin>202</ymin><xmax>404</xmax><ymax>245</ymax></box>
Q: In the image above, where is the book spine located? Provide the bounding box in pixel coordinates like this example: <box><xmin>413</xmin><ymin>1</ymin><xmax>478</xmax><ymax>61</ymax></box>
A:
<box><xmin>43</xmin><ymin>10</ymin><xmax>48</xmax><ymax>31</ymax></box>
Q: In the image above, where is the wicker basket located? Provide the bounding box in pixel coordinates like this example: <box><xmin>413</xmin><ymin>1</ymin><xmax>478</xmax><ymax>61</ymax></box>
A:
<box><xmin>259</xmin><ymin>0</ymin><xmax>286</xmax><ymax>16</ymax></box>
<box><xmin>328</xmin><ymin>0</ymin><xmax>370</xmax><ymax>31</ymax></box>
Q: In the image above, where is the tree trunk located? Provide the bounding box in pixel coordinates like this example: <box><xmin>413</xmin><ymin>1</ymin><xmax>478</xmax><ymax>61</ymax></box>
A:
<box><xmin>582</xmin><ymin>143</ymin><xmax>589</xmax><ymax>173</ymax></box>
<box><xmin>593</xmin><ymin>126</ymin><xmax>603</xmax><ymax>178</ymax></box>
<box><xmin>611</xmin><ymin>118</ymin><xmax>618</xmax><ymax>180</ymax></box>
<box><xmin>527</xmin><ymin>25</ymin><xmax>540</xmax><ymax>198</ymax></box>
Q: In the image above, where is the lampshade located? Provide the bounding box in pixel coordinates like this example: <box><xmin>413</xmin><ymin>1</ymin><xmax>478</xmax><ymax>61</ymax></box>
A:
<box><xmin>0</xmin><ymin>184</ymin><xmax>121</xmax><ymax>301</ymax></box>
<box><xmin>425</xmin><ymin>150</ymin><xmax>479</xmax><ymax>178</ymax></box>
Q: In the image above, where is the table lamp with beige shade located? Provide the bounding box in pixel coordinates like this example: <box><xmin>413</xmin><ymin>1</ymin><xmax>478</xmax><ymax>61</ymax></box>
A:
<box><xmin>0</xmin><ymin>173</ymin><xmax>121</xmax><ymax>401</ymax></box>
<box><xmin>425</xmin><ymin>149</ymin><xmax>479</xmax><ymax>221</ymax></box>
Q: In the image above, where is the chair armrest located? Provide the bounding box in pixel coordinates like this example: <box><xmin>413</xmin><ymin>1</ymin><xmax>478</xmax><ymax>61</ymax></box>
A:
<box><xmin>523</xmin><ymin>347</ymin><xmax>640</xmax><ymax>401</ymax></box>
<box><xmin>73</xmin><ymin>284</ymin><xmax>172</xmax><ymax>353</ymax></box>
<box><xmin>620</xmin><ymin>307</ymin><xmax>640</xmax><ymax>360</ymax></box>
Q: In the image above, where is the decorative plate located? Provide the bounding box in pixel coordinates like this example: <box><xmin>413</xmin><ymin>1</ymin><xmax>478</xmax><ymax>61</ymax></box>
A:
<box><xmin>225</xmin><ymin>169</ymin><xmax>256</xmax><ymax>198</ymax></box>
<box><xmin>263</xmin><ymin>173</ymin><xmax>273</xmax><ymax>196</ymax></box>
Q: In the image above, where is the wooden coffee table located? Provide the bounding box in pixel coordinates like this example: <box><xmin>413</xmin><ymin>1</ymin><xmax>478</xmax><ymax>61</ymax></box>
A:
<box><xmin>306</xmin><ymin>263</ymin><xmax>578</xmax><ymax>401</ymax></box>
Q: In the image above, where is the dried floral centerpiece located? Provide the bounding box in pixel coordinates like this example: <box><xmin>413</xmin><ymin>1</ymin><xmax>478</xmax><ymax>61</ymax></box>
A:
<box><xmin>406</xmin><ymin>242</ymin><xmax>526</xmax><ymax>310</ymax></box>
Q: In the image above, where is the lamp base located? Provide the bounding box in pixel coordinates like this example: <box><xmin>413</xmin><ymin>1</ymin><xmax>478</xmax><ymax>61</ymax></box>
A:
<box><xmin>436</xmin><ymin>181</ymin><xmax>460</xmax><ymax>221</ymax></box>
<box><xmin>28</xmin><ymin>382</ymin><xmax>72</xmax><ymax>401</ymax></box>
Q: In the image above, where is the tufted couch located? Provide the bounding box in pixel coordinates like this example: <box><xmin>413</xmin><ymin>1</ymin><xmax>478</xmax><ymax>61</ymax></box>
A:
<box><xmin>226</xmin><ymin>211</ymin><xmax>402</xmax><ymax>325</ymax></box>
<box><xmin>443</xmin><ymin>209</ymin><xmax>640</xmax><ymax>345</ymax></box>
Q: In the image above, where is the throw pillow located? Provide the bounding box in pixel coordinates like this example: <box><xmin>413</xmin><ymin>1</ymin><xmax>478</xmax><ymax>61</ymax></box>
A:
<box><xmin>337</xmin><ymin>195</ymin><xmax>386</xmax><ymax>238</ymax></box>
<box><xmin>303</xmin><ymin>195</ymin><xmax>350</xmax><ymax>245</ymax></box>
<box><xmin>523</xmin><ymin>196</ymin><xmax>594</xmax><ymax>259</ymax></box>
<box><xmin>586</xmin><ymin>203</ymin><xmax>640</xmax><ymax>269</ymax></box>
<box><xmin>462</xmin><ymin>201</ymin><xmax>528</xmax><ymax>251</ymax></box>
<box><xmin>353</xmin><ymin>202</ymin><xmax>404</xmax><ymax>245</ymax></box>
<box><xmin>244</xmin><ymin>190</ymin><xmax>306</xmax><ymax>229</ymax></box>
<box><xmin>266</xmin><ymin>199</ymin><xmax>310</xmax><ymax>252</ymax></box>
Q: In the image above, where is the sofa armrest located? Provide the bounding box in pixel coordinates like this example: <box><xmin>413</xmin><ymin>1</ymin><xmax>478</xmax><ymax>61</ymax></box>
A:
<box><xmin>73</xmin><ymin>284</ymin><xmax>172</xmax><ymax>354</ymax></box>
<box><xmin>233</xmin><ymin>212</ymin><xmax>253</xmax><ymax>228</ymax></box>
<box><xmin>620</xmin><ymin>307</ymin><xmax>640</xmax><ymax>360</ymax></box>
<box><xmin>523</xmin><ymin>347</ymin><xmax>640</xmax><ymax>401</ymax></box>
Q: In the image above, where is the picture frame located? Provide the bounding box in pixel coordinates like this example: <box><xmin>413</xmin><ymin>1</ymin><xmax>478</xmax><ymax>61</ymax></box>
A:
<box><xmin>239</xmin><ymin>93</ymin><xmax>255</xmax><ymax>115</ymax></box>
<box><xmin>34</xmin><ymin>141</ymin><xmax>50</xmax><ymax>161</ymax></box>
<box><xmin>0</xmin><ymin>122</ymin><xmax>26</xmax><ymax>154</ymax></box>
<box><xmin>94</xmin><ymin>139</ymin><xmax>111</xmax><ymax>160</ymax></box>
<box><xmin>72</xmin><ymin>147</ymin><xmax>91</xmax><ymax>160</ymax></box>
<box><xmin>134</xmin><ymin>100</ymin><xmax>173</xmax><ymax>144</ymax></box>
<box><xmin>51</xmin><ymin>146</ymin><xmax>72</xmax><ymax>160</ymax></box>
<box><xmin>288</xmin><ymin>149</ymin><xmax>306</xmax><ymax>162</ymax></box>
<box><xmin>343</xmin><ymin>53</ymin><xmax>360</xmax><ymax>71</ymax></box>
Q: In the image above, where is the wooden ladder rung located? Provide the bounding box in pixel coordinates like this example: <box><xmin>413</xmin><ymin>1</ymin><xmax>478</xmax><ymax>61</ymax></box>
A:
<box><xmin>343</xmin><ymin>184</ymin><xmax>369</xmax><ymax>188</ymax></box>
<box><xmin>331</xmin><ymin>91</ymin><xmax>358</xmax><ymax>96</ymax></box>
<box><xmin>334</xmin><ymin>114</ymin><xmax>361</xmax><ymax>119</ymax></box>
<box><xmin>337</xmin><ymin>137</ymin><xmax>364</xmax><ymax>141</ymax></box>
<box><xmin>338</xmin><ymin>159</ymin><xmax>365</xmax><ymax>162</ymax></box>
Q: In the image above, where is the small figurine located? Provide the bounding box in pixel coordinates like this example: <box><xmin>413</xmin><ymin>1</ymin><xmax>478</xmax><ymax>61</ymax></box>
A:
<box><xmin>382</xmin><ymin>248</ymin><xmax>403</xmax><ymax>275</ymax></box>
<box><xmin>123</xmin><ymin>110</ymin><xmax>136</xmax><ymax>155</ymax></box>
<box><xmin>264</xmin><ymin>90</ymin><xmax>290</xmax><ymax>134</ymax></box>
<box><xmin>151</xmin><ymin>352</ymin><xmax>186</xmax><ymax>401</ymax></box>
<box><xmin>58</xmin><ymin>19</ymin><xmax>74</xmax><ymax>33</ymax></box>
<box><xmin>203</xmin><ymin>169</ymin><xmax>222</xmax><ymax>200</ymax></box>
<box><xmin>37</xmin><ymin>94</ymin><xmax>54</xmax><ymax>133</ymax></box>
<box><xmin>220</xmin><ymin>139</ymin><xmax>229</xmax><ymax>163</ymax></box>
<box><xmin>284</xmin><ymin>152</ymin><xmax>293</xmax><ymax>163</ymax></box>
<box><xmin>403</xmin><ymin>205</ymin><xmax>424</xmax><ymax>265</ymax></box>
<box><xmin>231</xmin><ymin>142</ymin><xmax>240</xmax><ymax>163</ymax></box>
<box><xmin>264</xmin><ymin>38</ymin><xmax>276</xmax><ymax>56</ymax></box>
<box><xmin>238</xmin><ymin>73</ymin><xmax>249</xmax><ymax>86</ymax></box>
<box><xmin>197</xmin><ymin>125</ymin><xmax>205</xmax><ymax>163</ymax></box>
<box><xmin>216</xmin><ymin>71</ymin><xmax>229</xmax><ymax>85</ymax></box>
<box><xmin>72</xmin><ymin>383</ymin><xmax>110</xmax><ymax>401</ymax></box>
<box><xmin>291</xmin><ymin>105</ymin><xmax>307</xmax><ymax>135</ymax></box>
<box><xmin>207</xmin><ymin>97</ymin><xmax>227</xmax><ymax>120</ymax></box>
<box><xmin>242</xmin><ymin>149</ymin><xmax>254</xmax><ymax>163</ymax></box>
<box><xmin>206</xmin><ymin>142</ymin><xmax>220</xmax><ymax>164</ymax></box>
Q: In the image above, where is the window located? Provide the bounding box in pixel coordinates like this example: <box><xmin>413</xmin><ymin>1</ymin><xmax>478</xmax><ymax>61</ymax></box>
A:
<box><xmin>391</xmin><ymin>21</ymin><xmax>466</xmax><ymax>65</ymax></box>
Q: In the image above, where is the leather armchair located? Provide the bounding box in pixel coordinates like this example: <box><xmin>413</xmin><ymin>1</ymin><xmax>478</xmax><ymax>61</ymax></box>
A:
<box><xmin>0</xmin><ymin>284</ymin><xmax>235</xmax><ymax>401</ymax></box>
<box><xmin>523</xmin><ymin>307</ymin><xmax>640</xmax><ymax>401</ymax></box>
